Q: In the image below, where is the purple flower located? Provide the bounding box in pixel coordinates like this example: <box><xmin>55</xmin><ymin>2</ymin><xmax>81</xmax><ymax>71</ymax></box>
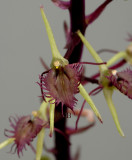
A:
<box><xmin>39</xmin><ymin>62</ymin><xmax>83</xmax><ymax>110</ymax></box>
<box><xmin>39</xmin><ymin>6</ymin><xmax>104</xmax><ymax>123</ymax></box>
<box><xmin>107</xmin><ymin>68</ymin><xmax>132</xmax><ymax>99</ymax></box>
<box><xmin>4</xmin><ymin>115</ymin><xmax>45</xmax><ymax>157</ymax></box>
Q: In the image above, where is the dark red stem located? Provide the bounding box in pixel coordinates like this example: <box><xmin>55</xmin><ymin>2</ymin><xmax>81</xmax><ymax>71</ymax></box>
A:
<box><xmin>54</xmin><ymin>0</ymin><xmax>86</xmax><ymax>160</ymax></box>
<box><xmin>64</xmin><ymin>0</ymin><xmax>86</xmax><ymax>63</ymax></box>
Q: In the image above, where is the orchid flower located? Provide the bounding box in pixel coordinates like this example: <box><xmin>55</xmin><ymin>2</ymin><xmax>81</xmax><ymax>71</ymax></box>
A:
<box><xmin>77</xmin><ymin>30</ymin><xmax>125</xmax><ymax>136</ymax></box>
<box><xmin>38</xmin><ymin>6</ymin><xmax>104</xmax><ymax>133</ymax></box>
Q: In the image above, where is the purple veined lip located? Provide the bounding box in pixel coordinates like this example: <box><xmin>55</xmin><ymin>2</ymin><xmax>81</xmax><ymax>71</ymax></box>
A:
<box><xmin>38</xmin><ymin>63</ymin><xmax>83</xmax><ymax>111</ymax></box>
<box><xmin>4</xmin><ymin>115</ymin><xmax>45</xmax><ymax>157</ymax></box>
<box><xmin>107</xmin><ymin>68</ymin><xmax>132</xmax><ymax>99</ymax></box>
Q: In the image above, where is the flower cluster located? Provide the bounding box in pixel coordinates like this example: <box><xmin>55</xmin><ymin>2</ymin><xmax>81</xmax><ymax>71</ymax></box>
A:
<box><xmin>0</xmin><ymin>1</ymin><xmax>132</xmax><ymax>160</ymax></box>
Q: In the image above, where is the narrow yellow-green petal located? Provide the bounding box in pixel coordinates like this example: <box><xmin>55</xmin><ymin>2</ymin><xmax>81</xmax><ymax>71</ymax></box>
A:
<box><xmin>0</xmin><ymin>138</ymin><xmax>15</xmax><ymax>150</ymax></box>
<box><xmin>107</xmin><ymin>51</ymin><xmax>126</xmax><ymax>67</ymax></box>
<box><xmin>49</xmin><ymin>103</ymin><xmax>55</xmax><ymax>137</ymax></box>
<box><xmin>39</xmin><ymin>100</ymin><xmax>49</xmax><ymax>121</ymax></box>
<box><xmin>103</xmin><ymin>88</ymin><xmax>124</xmax><ymax>137</ymax></box>
<box><xmin>35</xmin><ymin>99</ymin><xmax>50</xmax><ymax>160</ymax></box>
<box><xmin>79</xmin><ymin>84</ymin><xmax>102</xmax><ymax>123</ymax></box>
<box><xmin>77</xmin><ymin>30</ymin><xmax>107</xmax><ymax>72</ymax></box>
<box><xmin>40</xmin><ymin>6</ymin><xmax>68</xmax><ymax>67</ymax></box>
<box><xmin>36</xmin><ymin>128</ymin><xmax>45</xmax><ymax>160</ymax></box>
<box><xmin>40</xmin><ymin>6</ymin><xmax>61</xmax><ymax>59</ymax></box>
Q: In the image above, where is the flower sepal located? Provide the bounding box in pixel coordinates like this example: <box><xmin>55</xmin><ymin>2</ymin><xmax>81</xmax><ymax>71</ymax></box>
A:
<box><xmin>0</xmin><ymin>138</ymin><xmax>15</xmax><ymax>150</ymax></box>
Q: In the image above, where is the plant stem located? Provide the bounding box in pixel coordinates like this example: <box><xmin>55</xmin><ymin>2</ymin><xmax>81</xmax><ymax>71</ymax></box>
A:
<box><xmin>54</xmin><ymin>0</ymin><xmax>86</xmax><ymax>160</ymax></box>
<box><xmin>65</xmin><ymin>0</ymin><xmax>86</xmax><ymax>63</ymax></box>
<box><xmin>54</xmin><ymin>105</ymin><xmax>70</xmax><ymax>160</ymax></box>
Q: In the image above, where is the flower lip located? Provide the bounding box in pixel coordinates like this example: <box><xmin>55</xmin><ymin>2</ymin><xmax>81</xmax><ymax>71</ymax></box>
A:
<box><xmin>39</xmin><ymin>63</ymin><xmax>83</xmax><ymax>110</ymax></box>
<box><xmin>107</xmin><ymin>68</ymin><xmax>132</xmax><ymax>99</ymax></box>
<box><xmin>4</xmin><ymin>115</ymin><xmax>45</xmax><ymax>157</ymax></box>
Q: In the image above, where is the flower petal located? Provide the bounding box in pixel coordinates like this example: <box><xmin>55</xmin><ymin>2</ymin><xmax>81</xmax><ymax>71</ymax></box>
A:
<box><xmin>49</xmin><ymin>103</ymin><xmax>55</xmax><ymax>137</ymax></box>
<box><xmin>103</xmin><ymin>88</ymin><xmax>124</xmax><ymax>136</ymax></box>
<box><xmin>78</xmin><ymin>84</ymin><xmax>102</xmax><ymax>123</ymax></box>
<box><xmin>36</xmin><ymin>128</ymin><xmax>45</xmax><ymax>160</ymax></box>
<box><xmin>77</xmin><ymin>30</ymin><xmax>107</xmax><ymax>72</ymax></box>
<box><xmin>40</xmin><ymin>5</ymin><xmax>68</xmax><ymax>66</ymax></box>
<box><xmin>0</xmin><ymin>138</ymin><xmax>15</xmax><ymax>150</ymax></box>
